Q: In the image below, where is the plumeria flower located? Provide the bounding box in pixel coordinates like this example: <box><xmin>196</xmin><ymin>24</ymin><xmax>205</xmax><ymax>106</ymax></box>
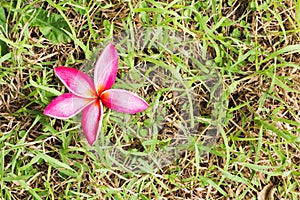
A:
<box><xmin>44</xmin><ymin>43</ymin><xmax>149</xmax><ymax>146</ymax></box>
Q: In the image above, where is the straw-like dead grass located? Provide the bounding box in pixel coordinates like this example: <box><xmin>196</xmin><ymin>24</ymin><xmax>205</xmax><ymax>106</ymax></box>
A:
<box><xmin>1</xmin><ymin>0</ymin><xmax>300</xmax><ymax>199</ymax></box>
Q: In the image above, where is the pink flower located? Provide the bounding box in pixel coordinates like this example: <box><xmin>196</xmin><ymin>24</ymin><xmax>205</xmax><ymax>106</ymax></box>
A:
<box><xmin>44</xmin><ymin>43</ymin><xmax>149</xmax><ymax>146</ymax></box>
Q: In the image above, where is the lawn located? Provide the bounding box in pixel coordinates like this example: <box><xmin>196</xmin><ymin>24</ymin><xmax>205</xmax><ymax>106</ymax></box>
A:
<box><xmin>1</xmin><ymin>0</ymin><xmax>300</xmax><ymax>199</ymax></box>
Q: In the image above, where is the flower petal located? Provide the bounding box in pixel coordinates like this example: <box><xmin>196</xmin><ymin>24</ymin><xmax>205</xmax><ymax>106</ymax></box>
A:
<box><xmin>100</xmin><ymin>89</ymin><xmax>149</xmax><ymax>114</ymax></box>
<box><xmin>44</xmin><ymin>93</ymin><xmax>93</xmax><ymax>119</ymax></box>
<box><xmin>55</xmin><ymin>67</ymin><xmax>96</xmax><ymax>98</ymax></box>
<box><xmin>94</xmin><ymin>43</ymin><xmax>118</xmax><ymax>94</ymax></box>
<box><xmin>81</xmin><ymin>100</ymin><xmax>103</xmax><ymax>146</ymax></box>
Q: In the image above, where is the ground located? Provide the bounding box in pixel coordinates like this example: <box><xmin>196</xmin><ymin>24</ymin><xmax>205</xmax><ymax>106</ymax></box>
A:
<box><xmin>0</xmin><ymin>0</ymin><xmax>300</xmax><ymax>199</ymax></box>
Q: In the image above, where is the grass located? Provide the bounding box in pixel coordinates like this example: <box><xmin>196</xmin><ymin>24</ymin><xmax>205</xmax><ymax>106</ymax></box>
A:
<box><xmin>1</xmin><ymin>0</ymin><xmax>300</xmax><ymax>199</ymax></box>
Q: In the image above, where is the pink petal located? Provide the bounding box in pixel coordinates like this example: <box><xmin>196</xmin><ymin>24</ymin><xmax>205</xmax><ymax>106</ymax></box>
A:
<box><xmin>94</xmin><ymin>43</ymin><xmax>118</xmax><ymax>94</ymax></box>
<box><xmin>44</xmin><ymin>93</ymin><xmax>93</xmax><ymax>119</ymax></box>
<box><xmin>81</xmin><ymin>100</ymin><xmax>103</xmax><ymax>146</ymax></box>
<box><xmin>100</xmin><ymin>89</ymin><xmax>149</xmax><ymax>114</ymax></box>
<box><xmin>55</xmin><ymin>67</ymin><xmax>96</xmax><ymax>98</ymax></box>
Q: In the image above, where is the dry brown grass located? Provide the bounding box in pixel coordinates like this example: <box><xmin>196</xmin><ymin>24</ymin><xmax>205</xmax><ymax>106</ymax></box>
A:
<box><xmin>1</xmin><ymin>0</ymin><xmax>300</xmax><ymax>199</ymax></box>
